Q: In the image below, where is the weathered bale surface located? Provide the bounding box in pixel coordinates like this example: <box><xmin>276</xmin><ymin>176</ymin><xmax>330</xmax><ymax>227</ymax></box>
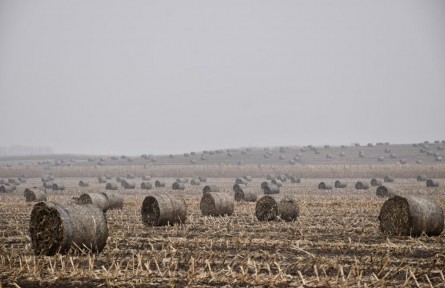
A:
<box><xmin>43</xmin><ymin>182</ymin><xmax>53</xmax><ymax>189</ymax></box>
<box><xmin>52</xmin><ymin>183</ymin><xmax>65</xmax><ymax>191</ymax></box>
<box><xmin>29</xmin><ymin>201</ymin><xmax>108</xmax><ymax>255</ymax></box>
<box><xmin>266</xmin><ymin>175</ymin><xmax>274</xmax><ymax>180</ymax></box>
<box><xmin>263</xmin><ymin>184</ymin><xmax>280</xmax><ymax>194</ymax></box>
<box><xmin>277</xmin><ymin>175</ymin><xmax>287</xmax><ymax>182</ymax></box>
<box><xmin>271</xmin><ymin>179</ymin><xmax>283</xmax><ymax>187</ymax></box>
<box><xmin>255</xmin><ymin>195</ymin><xmax>299</xmax><ymax>222</ymax></box>
<box><xmin>102</xmin><ymin>191</ymin><xmax>124</xmax><ymax>210</ymax></box>
<box><xmin>79</xmin><ymin>181</ymin><xmax>89</xmax><ymax>187</ymax></box>
<box><xmin>376</xmin><ymin>186</ymin><xmax>396</xmax><ymax>198</ymax></box>
<box><xmin>235</xmin><ymin>178</ymin><xmax>248</xmax><ymax>185</ymax></box>
<box><xmin>172</xmin><ymin>182</ymin><xmax>185</xmax><ymax>190</ymax></box>
<box><xmin>116</xmin><ymin>177</ymin><xmax>123</xmax><ymax>183</ymax></box>
<box><xmin>198</xmin><ymin>176</ymin><xmax>207</xmax><ymax>182</ymax></box>
<box><xmin>141</xmin><ymin>194</ymin><xmax>187</xmax><ymax>226</ymax></box>
<box><xmin>190</xmin><ymin>178</ymin><xmax>201</xmax><ymax>185</ymax></box>
<box><xmin>200</xmin><ymin>192</ymin><xmax>234</xmax><ymax>216</ymax></box>
<box><xmin>355</xmin><ymin>182</ymin><xmax>370</xmax><ymax>190</ymax></box>
<box><xmin>98</xmin><ymin>176</ymin><xmax>107</xmax><ymax>183</ymax></box>
<box><xmin>384</xmin><ymin>176</ymin><xmax>395</xmax><ymax>183</ymax></box>
<box><xmin>106</xmin><ymin>183</ymin><xmax>118</xmax><ymax>190</ymax></box>
<box><xmin>417</xmin><ymin>175</ymin><xmax>428</xmax><ymax>182</ymax></box>
<box><xmin>142</xmin><ymin>175</ymin><xmax>151</xmax><ymax>181</ymax></box>
<box><xmin>318</xmin><ymin>182</ymin><xmax>326</xmax><ymax>189</ymax></box>
<box><xmin>234</xmin><ymin>187</ymin><xmax>258</xmax><ymax>202</ymax></box>
<box><xmin>378</xmin><ymin>196</ymin><xmax>444</xmax><ymax>236</ymax></box>
<box><xmin>426</xmin><ymin>179</ymin><xmax>439</xmax><ymax>188</ymax></box>
<box><xmin>0</xmin><ymin>185</ymin><xmax>14</xmax><ymax>193</ymax></box>
<box><xmin>155</xmin><ymin>180</ymin><xmax>166</xmax><ymax>188</ymax></box>
<box><xmin>370</xmin><ymin>178</ymin><xmax>382</xmax><ymax>187</ymax></box>
<box><xmin>122</xmin><ymin>180</ymin><xmax>136</xmax><ymax>189</ymax></box>
<box><xmin>261</xmin><ymin>181</ymin><xmax>269</xmax><ymax>190</ymax></box>
<box><xmin>24</xmin><ymin>188</ymin><xmax>47</xmax><ymax>202</ymax></box>
<box><xmin>243</xmin><ymin>176</ymin><xmax>253</xmax><ymax>182</ymax></box>
<box><xmin>290</xmin><ymin>176</ymin><xmax>300</xmax><ymax>183</ymax></box>
<box><xmin>141</xmin><ymin>182</ymin><xmax>153</xmax><ymax>190</ymax></box>
<box><xmin>203</xmin><ymin>185</ymin><xmax>220</xmax><ymax>194</ymax></box>
<box><xmin>78</xmin><ymin>193</ymin><xmax>109</xmax><ymax>212</ymax></box>
<box><xmin>334</xmin><ymin>180</ymin><xmax>347</xmax><ymax>188</ymax></box>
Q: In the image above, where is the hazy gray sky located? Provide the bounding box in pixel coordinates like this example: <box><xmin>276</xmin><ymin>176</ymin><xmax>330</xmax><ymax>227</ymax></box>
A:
<box><xmin>1</xmin><ymin>1</ymin><xmax>444</xmax><ymax>155</ymax></box>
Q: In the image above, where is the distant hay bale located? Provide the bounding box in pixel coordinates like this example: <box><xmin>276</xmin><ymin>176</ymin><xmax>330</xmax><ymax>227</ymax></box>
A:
<box><xmin>234</xmin><ymin>187</ymin><xmax>257</xmax><ymax>202</ymax></box>
<box><xmin>233</xmin><ymin>183</ymin><xmax>247</xmax><ymax>194</ymax></box>
<box><xmin>79</xmin><ymin>181</ymin><xmax>89</xmax><ymax>187</ymax></box>
<box><xmin>378</xmin><ymin>196</ymin><xmax>444</xmax><ymax>236</ymax></box>
<box><xmin>172</xmin><ymin>182</ymin><xmax>185</xmax><ymax>190</ymax></box>
<box><xmin>43</xmin><ymin>182</ymin><xmax>53</xmax><ymax>189</ymax></box>
<box><xmin>417</xmin><ymin>175</ymin><xmax>428</xmax><ymax>182</ymax></box>
<box><xmin>334</xmin><ymin>180</ymin><xmax>347</xmax><ymax>188</ymax></box>
<box><xmin>263</xmin><ymin>184</ymin><xmax>280</xmax><ymax>195</ymax></box>
<box><xmin>141</xmin><ymin>194</ymin><xmax>187</xmax><ymax>226</ymax></box>
<box><xmin>370</xmin><ymin>178</ymin><xmax>382</xmax><ymax>187</ymax></box>
<box><xmin>384</xmin><ymin>148</ymin><xmax>391</xmax><ymax>153</ymax></box>
<box><xmin>203</xmin><ymin>185</ymin><xmax>219</xmax><ymax>194</ymax></box>
<box><xmin>116</xmin><ymin>177</ymin><xmax>123</xmax><ymax>183</ymax></box>
<box><xmin>98</xmin><ymin>176</ymin><xmax>107</xmax><ymax>184</ymax></box>
<box><xmin>290</xmin><ymin>176</ymin><xmax>300</xmax><ymax>183</ymax></box>
<box><xmin>260</xmin><ymin>181</ymin><xmax>270</xmax><ymax>190</ymax></box>
<box><xmin>106</xmin><ymin>183</ymin><xmax>118</xmax><ymax>190</ymax></box>
<box><xmin>142</xmin><ymin>175</ymin><xmax>151</xmax><ymax>180</ymax></box>
<box><xmin>277</xmin><ymin>175</ymin><xmax>287</xmax><ymax>182</ymax></box>
<box><xmin>190</xmin><ymin>178</ymin><xmax>201</xmax><ymax>185</ymax></box>
<box><xmin>29</xmin><ymin>202</ymin><xmax>108</xmax><ymax>255</ymax></box>
<box><xmin>367</xmin><ymin>143</ymin><xmax>374</xmax><ymax>147</ymax></box>
<box><xmin>121</xmin><ymin>180</ymin><xmax>135</xmax><ymax>189</ymax></box>
<box><xmin>416</xmin><ymin>160</ymin><xmax>423</xmax><ymax>164</ymax></box>
<box><xmin>198</xmin><ymin>176</ymin><xmax>207</xmax><ymax>182</ymax></box>
<box><xmin>140</xmin><ymin>182</ymin><xmax>153</xmax><ymax>190</ymax></box>
<box><xmin>377</xmin><ymin>156</ymin><xmax>385</xmax><ymax>162</ymax></box>
<box><xmin>266</xmin><ymin>175</ymin><xmax>274</xmax><ymax>180</ymax></box>
<box><xmin>339</xmin><ymin>152</ymin><xmax>346</xmax><ymax>157</ymax></box>
<box><xmin>426</xmin><ymin>179</ymin><xmax>439</xmax><ymax>188</ymax></box>
<box><xmin>126</xmin><ymin>174</ymin><xmax>135</xmax><ymax>179</ymax></box>
<box><xmin>243</xmin><ymin>176</ymin><xmax>253</xmax><ymax>182</ymax></box>
<box><xmin>359</xmin><ymin>151</ymin><xmax>365</xmax><ymax>158</ymax></box>
<box><xmin>384</xmin><ymin>176</ymin><xmax>395</xmax><ymax>183</ymax></box>
<box><xmin>78</xmin><ymin>193</ymin><xmax>110</xmax><ymax>212</ymax></box>
<box><xmin>200</xmin><ymin>192</ymin><xmax>234</xmax><ymax>216</ymax></box>
<box><xmin>376</xmin><ymin>186</ymin><xmax>396</xmax><ymax>198</ymax></box>
<box><xmin>355</xmin><ymin>181</ymin><xmax>370</xmax><ymax>190</ymax></box>
<box><xmin>24</xmin><ymin>188</ymin><xmax>47</xmax><ymax>202</ymax></box>
<box><xmin>0</xmin><ymin>185</ymin><xmax>14</xmax><ymax>193</ymax></box>
<box><xmin>399</xmin><ymin>159</ymin><xmax>407</xmax><ymax>164</ymax></box>
<box><xmin>271</xmin><ymin>179</ymin><xmax>283</xmax><ymax>187</ymax></box>
<box><xmin>318</xmin><ymin>182</ymin><xmax>332</xmax><ymax>190</ymax></box>
<box><xmin>176</xmin><ymin>178</ymin><xmax>188</xmax><ymax>184</ymax></box>
<box><xmin>52</xmin><ymin>183</ymin><xmax>65</xmax><ymax>191</ymax></box>
<box><xmin>255</xmin><ymin>195</ymin><xmax>299</xmax><ymax>222</ymax></box>
<box><xmin>435</xmin><ymin>156</ymin><xmax>443</xmax><ymax>162</ymax></box>
<box><xmin>326</xmin><ymin>154</ymin><xmax>333</xmax><ymax>159</ymax></box>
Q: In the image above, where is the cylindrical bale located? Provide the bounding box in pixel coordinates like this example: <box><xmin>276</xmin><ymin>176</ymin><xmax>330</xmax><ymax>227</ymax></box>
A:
<box><xmin>271</xmin><ymin>179</ymin><xmax>283</xmax><ymax>187</ymax></box>
<box><xmin>106</xmin><ymin>183</ymin><xmax>118</xmax><ymax>190</ymax></box>
<box><xmin>235</xmin><ymin>178</ymin><xmax>248</xmax><ymax>185</ymax></box>
<box><xmin>102</xmin><ymin>191</ymin><xmax>123</xmax><ymax>210</ymax></box>
<box><xmin>123</xmin><ymin>181</ymin><xmax>136</xmax><ymax>189</ymax></box>
<box><xmin>384</xmin><ymin>176</ymin><xmax>395</xmax><ymax>183</ymax></box>
<box><xmin>172</xmin><ymin>182</ymin><xmax>185</xmax><ymax>190</ymax></box>
<box><xmin>203</xmin><ymin>185</ymin><xmax>220</xmax><ymax>194</ymax></box>
<box><xmin>355</xmin><ymin>182</ymin><xmax>370</xmax><ymax>190</ymax></box>
<box><xmin>98</xmin><ymin>176</ymin><xmax>107</xmax><ymax>183</ymax></box>
<box><xmin>277</xmin><ymin>175</ymin><xmax>287</xmax><ymax>182</ymax></box>
<box><xmin>141</xmin><ymin>182</ymin><xmax>153</xmax><ymax>190</ymax></box>
<box><xmin>255</xmin><ymin>195</ymin><xmax>299</xmax><ymax>222</ymax></box>
<box><xmin>141</xmin><ymin>194</ymin><xmax>187</xmax><ymax>226</ymax></box>
<box><xmin>334</xmin><ymin>180</ymin><xmax>347</xmax><ymax>188</ymax></box>
<box><xmin>290</xmin><ymin>176</ymin><xmax>300</xmax><ymax>183</ymax></box>
<box><xmin>176</xmin><ymin>178</ymin><xmax>187</xmax><ymax>184</ymax></box>
<box><xmin>378</xmin><ymin>196</ymin><xmax>444</xmax><ymax>236</ymax></box>
<box><xmin>233</xmin><ymin>183</ymin><xmax>247</xmax><ymax>193</ymax></box>
<box><xmin>79</xmin><ymin>181</ymin><xmax>89</xmax><ymax>187</ymax></box>
<box><xmin>24</xmin><ymin>188</ymin><xmax>47</xmax><ymax>202</ymax></box>
<box><xmin>52</xmin><ymin>183</ymin><xmax>65</xmax><ymax>191</ymax></box>
<box><xmin>190</xmin><ymin>178</ymin><xmax>201</xmax><ymax>185</ymax></box>
<box><xmin>318</xmin><ymin>182</ymin><xmax>326</xmax><ymax>190</ymax></box>
<box><xmin>370</xmin><ymin>178</ymin><xmax>382</xmax><ymax>187</ymax></box>
<box><xmin>376</xmin><ymin>186</ymin><xmax>397</xmax><ymax>198</ymax></box>
<box><xmin>116</xmin><ymin>177</ymin><xmax>123</xmax><ymax>183</ymax></box>
<box><xmin>29</xmin><ymin>201</ymin><xmax>108</xmax><ymax>255</ymax></box>
<box><xmin>260</xmin><ymin>181</ymin><xmax>269</xmax><ymax>190</ymax></box>
<box><xmin>200</xmin><ymin>192</ymin><xmax>234</xmax><ymax>216</ymax></box>
<box><xmin>142</xmin><ymin>175</ymin><xmax>151</xmax><ymax>180</ymax></box>
<box><xmin>417</xmin><ymin>175</ymin><xmax>428</xmax><ymax>182</ymax></box>
<box><xmin>198</xmin><ymin>176</ymin><xmax>207</xmax><ymax>182</ymax></box>
<box><xmin>426</xmin><ymin>179</ymin><xmax>439</xmax><ymax>188</ymax></box>
<box><xmin>0</xmin><ymin>185</ymin><xmax>14</xmax><ymax>193</ymax></box>
<box><xmin>266</xmin><ymin>175</ymin><xmax>274</xmax><ymax>180</ymax></box>
<box><xmin>234</xmin><ymin>187</ymin><xmax>258</xmax><ymax>202</ymax></box>
<box><xmin>243</xmin><ymin>176</ymin><xmax>253</xmax><ymax>182</ymax></box>
<box><xmin>155</xmin><ymin>180</ymin><xmax>166</xmax><ymax>187</ymax></box>
<box><xmin>263</xmin><ymin>184</ymin><xmax>280</xmax><ymax>194</ymax></box>
<box><xmin>78</xmin><ymin>193</ymin><xmax>110</xmax><ymax>212</ymax></box>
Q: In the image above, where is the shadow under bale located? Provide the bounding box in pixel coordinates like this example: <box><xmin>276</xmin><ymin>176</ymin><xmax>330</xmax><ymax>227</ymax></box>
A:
<box><xmin>378</xmin><ymin>196</ymin><xmax>444</xmax><ymax>236</ymax></box>
<box><xmin>334</xmin><ymin>180</ymin><xmax>347</xmax><ymax>188</ymax></box>
<box><xmin>426</xmin><ymin>179</ymin><xmax>439</xmax><ymax>187</ymax></box>
<box><xmin>255</xmin><ymin>195</ymin><xmax>299</xmax><ymax>222</ymax></box>
<box><xmin>376</xmin><ymin>186</ymin><xmax>396</xmax><ymax>198</ymax></box>
<box><xmin>203</xmin><ymin>185</ymin><xmax>219</xmax><ymax>194</ymax></box>
<box><xmin>24</xmin><ymin>188</ymin><xmax>47</xmax><ymax>202</ymax></box>
<box><xmin>29</xmin><ymin>202</ymin><xmax>108</xmax><ymax>256</ymax></box>
<box><xmin>141</xmin><ymin>194</ymin><xmax>187</xmax><ymax>226</ymax></box>
<box><xmin>200</xmin><ymin>192</ymin><xmax>234</xmax><ymax>216</ymax></box>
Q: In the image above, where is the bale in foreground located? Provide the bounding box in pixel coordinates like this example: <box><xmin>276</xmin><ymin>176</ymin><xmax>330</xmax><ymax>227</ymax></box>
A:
<box><xmin>376</xmin><ymin>186</ymin><xmax>396</xmax><ymax>198</ymax></box>
<box><xmin>29</xmin><ymin>201</ymin><xmax>108</xmax><ymax>255</ymax></box>
<box><xmin>200</xmin><ymin>192</ymin><xmax>234</xmax><ymax>216</ymax></box>
<box><xmin>141</xmin><ymin>194</ymin><xmax>187</xmax><ymax>226</ymax></box>
<box><xmin>24</xmin><ymin>188</ymin><xmax>47</xmax><ymax>202</ymax></box>
<box><xmin>379</xmin><ymin>196</ymin><xmax>444</xmax><ymax>236</ymax></box>
<box><xmin>255</xmin><ymin>195</ymin><xmax>299</xmax><ymax>222</ymax></box>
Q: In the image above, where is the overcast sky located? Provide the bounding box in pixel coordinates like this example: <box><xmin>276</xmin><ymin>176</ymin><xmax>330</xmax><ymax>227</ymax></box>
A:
<box><xmin>0</xmin><ymin>1</ymin><xmax>444</xmax><ymax>155</ymax></box>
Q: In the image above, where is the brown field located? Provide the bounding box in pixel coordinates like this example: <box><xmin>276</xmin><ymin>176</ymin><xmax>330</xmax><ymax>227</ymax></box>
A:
<box><xmin>1</xmin><ymin>163</ymin><xmax>444</xmax><ymax>287</ymax></box>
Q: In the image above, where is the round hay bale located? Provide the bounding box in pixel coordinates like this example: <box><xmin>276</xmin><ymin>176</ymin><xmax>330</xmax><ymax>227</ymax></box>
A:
<box><xmin>261</xmin><ymin>181</ymin><xmax>269</xmax><ymax>190</ymax></box>
<box><xmin>102</xmin><ymin>191</ymin><xmax>123</xmax><ymax>210</ymax></box>
<box><xmin>384</xmin><ymin>176</ymin><xmax>395</xmax><ymax>183</ymax></box>
<box><xmin>378</xmin><ymin>196</ymin><xmax>444</xmax><ymax>236</ymax></box>
<box><xmin>271</xmin><ymin>179</ymin><xmax>282</xmax><ymax>187</ymax></box>
<box><xmin>24</xmin><ymin>188</ymin><xmax>47</xmax><ymax>202</ymax></box>
<box><xmin>263</xmin><ymin>184</ymin><xmax>280</xmax><ymax>194</ymax></box>
<box><xmin>435</xmin><ymin>156</ymin><xmax>443</xmax><ymax>162</ymax></box>
<box><xmin>339</xmin><ymin>152</ymin><xmax>346</xmax><ymax>157</ymax></box>
<box><xmin>29</xmin><ymin>201</ymin><xmax>108</xmax><ymax>255</ymax></box>
<box><xmin>290</xmin><ymin>176</ymin><xmax>300</xmax><ymax>183</ymax></box>
<box><xmin>155</xmin><ymin>180</ymin><xmax>165</xmax><ymax>188</ymax></box>
<box><xmin>355</xmin><ymin>181</ymin><xmax>369</xmax><ymax>190</ymax></box>
<box><xmin>426</xmin><ymin>179</ymin><xmax>439</xmax><ymax>188</ymax></box>
<box><xmin>376</xmin><ymin>186</ymin><xmax>396</xmax><ymax>198</ymax></box>
<box><xmin>106</xmin><ymin>183</ymin><xmax>118</xmax><ymax>190</ymax></box>
<box><xmin>43</xmin><ymin>182</ymin><xmax>53</xmax><ymax>189</ymax></box>
<box><xmin>198</xmin><ymin>176</ymin><xmax>207</xmax><ymax>182</ymax></box>
<box><xmin>78</xmin><ymin>193</ymin><xmax>110</xmax><ymax>212</ymax></box>
<box><xmin>98</xmin><ymin>176</ymin><xmax>107</xmax><ymax>184</ymax></box>
<box><xmin>79</xmin><ymin>181</ymin><xmax>89</xmax><ymax>187</ymax></box>
<box><xmin>266</xmin><ymin>175</ymin><xmax>274</xmax><ymax>180</ymax></box>
<box><xmin>334</xmin><ymin>180</ymin><xmax>347</xmax><ymax>188</ymax></box>
<box><xmin>417</xmin><ymin>175</ymin><xmax>428</xmax><ymax>182</ymax></box>
<box><xmin>116</xmin><ymin>177</ymin><xmax>123</xmax><ymax>183</ymax></box>
<box><xmin>141</xmin><ymin>182</ymin><xmax>153</xmax><ymax>190</ymax></box>
<box><xmin>359</xmin><ymin>151</ymin><xmax>365</xmax><ymax>158</ymax></box>
<box><xmin>255</xmin><ymin>195</ymin><xmax>299</xmax><ymax>222</ymax></box>
<box><xmin>243</xmin><ymin>176</ymin><xmax>253</xmax><ymax>182</ymax></box>
<box><xmin>190</xmin><ymin>178</ymin><xmax>201</xmax><ymax>185</ymax></box>
<box><xmin>122</xmin><ymin>181</ymin><xmax>135</xmax><ymax>189</ymax></box>
<box><xmin>126</xmin><ymin>174</ymin><xmax>135</xmax><ymax>179</ymax></box>
<box><xmin>277</xmin><ymin>175</ymin><xmax>287</xmax><ymax>182</ymax></box>
<box><xmin>318</xmin><ymin>182</ymin><xmax>327</xmax><ymax>189</ymax></box>
<box><xmin>142</xmin><ymin>175</ymin><xmax>151</xmax><ymax>180</ymax></box>
<box><xmin>141</xmin><ymin>194</ymin><xmax>187</xmax><ymax>226</ymax></box>
<box><xmin>52</xmin><ymin>183</ymin><xmax>65</xmax><ymax>191</ymax></box>
<box><xmin>416</xmin><ymin>160</ymin><xmax>423</xmax><ymax>164</ymax></box>
<box><xmin>326</xmin><ymin>154</ymin><xmax>333</xmax><ymax>159</ymax></box>
<box><xmin>200</xmin><ymin>192</ymin><xmax>234</xmax><ymax>216</ymax></box>
<box><xmin>0</xmin><ymin>185</ymin><xmax>14</xmax><ymax>193</ymax></box>
<box><xmin>172</xmin><ymin>182</ymin><xmax>185</xmax><ymax>190</ymax></box>
<box><xmin>370</xmin><ymin>178</ymin><xmax>382</xmax><ymax>187</ymax></box>
<box><xmin>176</xmin><ymin>178</ymin><xmax>188</xmax><ymax>184</ymax></box>
<box><xmin>377</xmin><ymin>156</ymin><xmax>385</xmax><ymax>162</ymax></box>
<box><xmin>203</xmin><ymin>185</ymin><xmax>219</xmax><ymax>194</ymax></box>
<box><xmin>235</xmin><ymin>178</ymin><xmax>248</xmax><ymax>185</ymax></box>
<box><xmin>234</xmin><ymin>187</ymin><xmax>257</xmax><ymax>202</ymax></box>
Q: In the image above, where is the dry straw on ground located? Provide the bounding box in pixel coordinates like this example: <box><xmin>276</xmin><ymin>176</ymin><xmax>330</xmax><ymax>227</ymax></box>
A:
<box><xmin>255</xmin><ymin>195</ymin><xmax>299</xmax><ymax>222</ymax></box>
<box><xmin>200</xmin><ymin>192</ymin><xmax>234</xmax><ymax>216</ymax></box>
<box><xmin>379</xmin><ymin>195</ymin><xmax>444</xmax><ymax>236</ymax></box>
<box><xmin>29</xmin><ymin>201</ymin><xmax>108</xmax><ymax>255</ymax></box>
<box><xmin>141</xmin><ymin>194</ymin><xmax>187</xmax><ymax>226</ymax></box>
